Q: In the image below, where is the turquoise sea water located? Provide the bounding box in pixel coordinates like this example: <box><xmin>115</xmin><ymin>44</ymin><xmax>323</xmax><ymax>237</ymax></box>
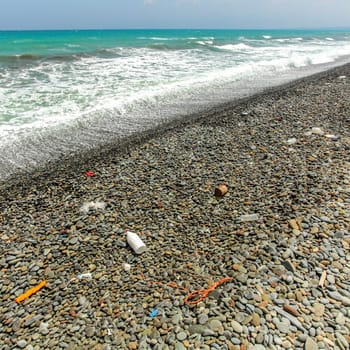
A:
<box><xmin>1</xmin><ymin>29</ymin><xmax>350</xmax><ymax>180</ymax></box>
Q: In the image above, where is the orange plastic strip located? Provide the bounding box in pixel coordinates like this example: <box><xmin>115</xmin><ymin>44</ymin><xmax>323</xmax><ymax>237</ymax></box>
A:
<box><xmin>15</xmin><ymin>281</ymin><xmax>47</xmax><ymax>304</ymax></box>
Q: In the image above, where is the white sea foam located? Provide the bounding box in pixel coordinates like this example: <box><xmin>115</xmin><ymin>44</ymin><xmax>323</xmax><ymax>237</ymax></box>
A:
<box><xmin>149</xmin><ymin>37</ymin><xmax>175</xmax><ymax>41</ymax></box>
<box><xmin>196</xmin><ymin>40</ymin><xmax>213</xmax><ymax>45</ymax></box>
<box><xmin>215</xmin><ymin>43</ymin><xmax>251</xmax><ymax>50</ymax></box>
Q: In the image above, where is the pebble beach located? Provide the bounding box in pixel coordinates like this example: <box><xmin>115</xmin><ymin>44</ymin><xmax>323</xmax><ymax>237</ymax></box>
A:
<box><xmin>1</xmin><ymin>63</ymin><xmax>350</xmax><ymax>350</ymax></box>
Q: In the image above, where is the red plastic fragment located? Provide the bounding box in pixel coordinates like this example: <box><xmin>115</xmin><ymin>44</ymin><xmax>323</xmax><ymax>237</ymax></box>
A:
<box><xmin>85</xmin><ymin>171</ymin><xmax>95</xmax><ymax>177</ymax></box>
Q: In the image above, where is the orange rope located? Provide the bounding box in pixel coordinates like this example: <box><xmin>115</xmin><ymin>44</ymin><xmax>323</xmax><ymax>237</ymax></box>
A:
<box><xmin>148</xmin><ymin>280</ymin><xmax>189</xmax><ymax>292</ymax></box>
<box><xmin>144</xmin><ymin>275</ymin><xmax>233</xmax><ymax>306</ymax></box>
<box><xmin>184</xmin><ymin>277</ymin><xmax>233</xmax><ymax>305</ymax></box>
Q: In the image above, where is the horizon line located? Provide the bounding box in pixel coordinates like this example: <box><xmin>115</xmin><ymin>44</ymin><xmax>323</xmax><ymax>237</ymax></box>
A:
<box><xmin>1</xmin><ymin>26</ymin><xmax>350</xmax><ymax>32</ymax></box>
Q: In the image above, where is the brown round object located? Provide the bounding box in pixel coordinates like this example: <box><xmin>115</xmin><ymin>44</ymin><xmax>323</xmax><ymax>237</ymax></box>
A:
<box><xmin>214</xmin><ymin>184</ymin><xmax>228</xmax><ymax>197</ymax></box>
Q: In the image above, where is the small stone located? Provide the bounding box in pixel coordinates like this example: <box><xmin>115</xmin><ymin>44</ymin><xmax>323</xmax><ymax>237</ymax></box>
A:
<box><xmin>305</xmin><ymin>337</ymin><xmax>318</xmax><ymax>350</ymax></box>
<box><xmin>79</xmin><ymin>296</ymin><xmax>88</xmax><ymax>307</ymax></box>
<box><xmin>256</xmin><ymin>332</ymin><xmax>265</xmax><ymax>344</ymax></box>
<box><xmin>85</xmin><ymin>326</ymin><xmax>95</xmax><ymax>337</ymax></box>
<box><xmin>68</xmin><ymin>237</ymin><xmax>78</xmax><ymax>245</ymax></box>
<box><xmin>283</xmin><ymin>304</ymin><xmax>300</xmax><ymax>317</ymax></box>
<box><xmin>188</xmin><ymin>325</ymin><xmax>207</xmax><ymax>335</ymax></box>
<box><xmin>277</xmin><ymin>321</ymin><xmax>290</xmax><ymax>334</ymax></box>
<box><xmin>313</xmin><ymin>303</ymin><xmax>325</xmax><ymax>317</ymax></box>
<box><xmin>253</xmin><ymin>345</ymin><xmax>266</xmax><ymax>350</ymax></box>
<box><xmin>203</xmin><ymin>328</ymin><xmax>216</xmax><ymax>336</ymax></box>
<box><xmin>43</xmin><ymin>248</ymin><xmax>51</xmax><ymax>256</ymax></box>
<box><xmin>231</xmin><ymin>320</ymin><xmax>243</xmax><ymax>333</ymax></box>
<box><xmin>208</xmin><ymin>319</ymin><xmax>223</xmax><ymax>332</ymax></box>
<box><xmin>252</xmin><ymin>313</ymin><xmax>260</xmax><ymax>327</ymax></box>
<box><xmin>175</xmin><ymin>343</ymin><xmax>186</xmax><ymax>350</ymax></box>
<box><xmin>298</xmin><ymin>334</ymin><xmax>308</xmax><ymax>342</ymax></box>
<box><xmin>289</xmin><ymin>219</ymin><xmax>299</xmax><ymax>230</ymax></box>
<box><xmin>327</xmin><ymin>274</ymin><xmax>335</xmax><ymax>284</ymax></box>
<box><xmin>171</xmin><ymin>314</ymin><xmax>182</xmax><ymax>325</ymax></box>
<box><xmin>310</xmin><ymin>226</ymin><xmax>319</xmax><ymax>234</ymax></box>
<box><xmin>335</xmin><ymin>231</ymin><xmax>345</xmax><ymax>238</ymax></box>
<box><xmin>39</xmin><ymin>322</ymin><xmax>49</xmax><ymax>335</ymax></box>
<box><xmin>230</xmin><ymin>337</ymin><xmax>241</xmax><ymax>345</ymax></box>
<box><xmin>176</xmin><ymin>332</ymin><xmax>187</xmax><ymax>341</ymax></box>
<box><xmin>281</xmin><ymin>260</ymin><xmax>295</xmax><ymax>273</ymax></box>
<box><xmin>198</xmin><ymin>314</ymin><xmax>208</xmax><ymax>325</ymax></box>
<box><xmin>335</xmin><ymin>312</ymin><xmax>346</xmax><ymax>325</ymax></box>
<box><xmin>282</xmin><ymin>340</ymin><xmax>292</xmax><ymax>348</ymax></box>
<box><xmin>128</xmin><ymin>342</ymin><xmax>137</xmax><ymax>350</ymax></box>
<box><xmin>17</xmin><ymin>340</ymin><xmax>27</xmax><ymax>348</ymax></box>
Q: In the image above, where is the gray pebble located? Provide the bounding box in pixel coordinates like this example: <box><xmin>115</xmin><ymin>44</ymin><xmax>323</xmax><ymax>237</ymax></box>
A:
<box><xmin>255</xmin><ymin>332</ymin><xmax>265</xmax><ymax>344</ymax></box>
<box><xmin>198</xmin><ymin>314</ymin><xmax>209</xmax><ymax>325</ymax></box>
<box><xmin>188</xmin><ymin>325</ymin><xmax>207</xmax><ymax>335</ymax></box>
<box><xmin>277</xmin><ymin>321</ymin><xmax>290</xmax><ymax>334</ymax></box>
<box><xmin>231</xmin><ymin>337</ymin><xmax>241</xmax><ymax>345</ymax></box>
<box><xmin>17</xmin><ymin>340</ymin><xmax>27</xmax><ymax>348</ymax></box>
<box><xmin>68</xmin><ymin>237</ymin><xmax>78</xmax><ymax>245</ymax></box>
<box><xmin>231</xmin><ymin>320</ymin><xmax>243</xmax><ymax>333</ymax></box>
<box><xmin>176</xmin><ymin>331</ymin><xmax>187</xmax><ymax>341</ymax></box>
<box><xmin>174</xmin><ymin>343</ymin><xmax>187</xmax><ymax>350</ymax></box>
<box><xmin>203</xmin><ymin>328</ymin><xmax>216</xmax><ymax>336</ymax></box>
<box><xmin>85</xmin><ymin>326</ymin><xmax>95</xmax><ymax>337</ymax></box>
<box><xmin>309</xmin><ymin>327</ymin><xmax>316</xmax><ymax>337</ymax></box>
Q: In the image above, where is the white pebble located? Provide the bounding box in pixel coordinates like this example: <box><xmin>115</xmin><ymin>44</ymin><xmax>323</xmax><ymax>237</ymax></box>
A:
<box><xmin>123</xmin><ymin>263</ymin><xmax>131</xmax><ymax>272</ymax></box>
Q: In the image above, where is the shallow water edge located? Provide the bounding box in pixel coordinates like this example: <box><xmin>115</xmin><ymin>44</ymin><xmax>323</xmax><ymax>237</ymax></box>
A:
<box><xmin>1</xmin><ymin>61</ymin><xmax>350</xmax><ymax>191</ymax></box>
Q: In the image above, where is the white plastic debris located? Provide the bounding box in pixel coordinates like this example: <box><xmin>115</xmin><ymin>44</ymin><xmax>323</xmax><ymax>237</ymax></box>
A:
<box><xmin>325</xmin><ymin>134</ymin><xmax>340</xmax><ymax>141</ymax></box>
<box><xmin>80</xmin><ymin>201</ymin><xmax>107</xmax><ymax>214</ymax></box>
<box><xmin>310</xmin><ymin>127</ymin><xmax>324</xmax><ymax>136</ymax></box>
<box><xmin>77</xmin><ymin>273</ymin><xmax>92</xmax><ymax>280</ymax></box>
<box><xmin>286</xmin><ymin>138</ymin><xmax>297</xmax><ymax>145</ymax></box>
<box><xmin>126</xmin><ymin>230</ymin><xmax>147</xmax><ymax>254</ymax></box>
<box><xmin>123</xmin><ymin>263</ymin><xmax>131</xmax><ymax>272</ymax></box>
<box><xmin>239</xmin><ymin>214</ymin><xmax>260</xmax><ymax>222</ymax></box>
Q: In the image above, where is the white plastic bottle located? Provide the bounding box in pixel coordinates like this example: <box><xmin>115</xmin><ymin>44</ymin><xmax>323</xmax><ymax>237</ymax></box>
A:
<box><xmin>126</xmin><ymin>230</ymin><xmax>147</xmax><ymax>254</ymax></box>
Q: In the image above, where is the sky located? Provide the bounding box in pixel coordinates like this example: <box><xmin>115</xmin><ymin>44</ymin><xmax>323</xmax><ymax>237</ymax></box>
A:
<box><xmin>0</xmin><ymin>0</ymin><xmax>349</xmax><ymax>30</ymax></box>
